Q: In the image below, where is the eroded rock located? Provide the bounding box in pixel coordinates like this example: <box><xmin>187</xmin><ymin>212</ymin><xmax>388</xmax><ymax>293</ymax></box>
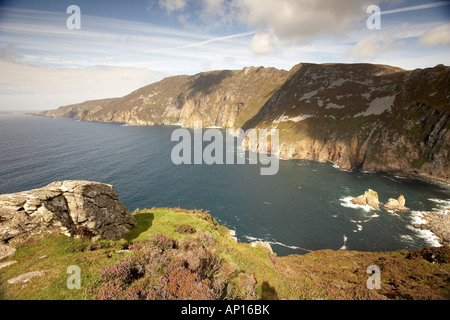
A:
<box><xmin>384</xmin><ymin>195</ymin><xmax>407</xmax><ymax>211</ymax></box>
<box><xmin>0</xmin><ymin>180</ymin><xmax>136</xmax><ymax>243</ymax></box>
<box><xmin>351</xmin><ymin>189</ymin><xmax>379</xmax><ymax>210</ymax></box>
<box><xmin>7</xmin><ymin>270</ymin><xmax>48</xmax><ymax>284</ymax></box>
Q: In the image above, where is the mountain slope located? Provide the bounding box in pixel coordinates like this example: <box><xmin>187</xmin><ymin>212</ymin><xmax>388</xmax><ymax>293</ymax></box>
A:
<box><xmin>36</xmin><ymin>63</ymin><xmax>450</xmax><ymax>183</ymax></box>
<box><xmin>243</xmin><ymin>63</ymin><xmax>450</xmax><ymax>183</ymax></box>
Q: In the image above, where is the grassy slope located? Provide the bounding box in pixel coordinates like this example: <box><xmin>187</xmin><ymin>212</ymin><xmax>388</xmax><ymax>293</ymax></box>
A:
<box><xmin>1</xmin><ymin>208</ymin><xmax>449</xmax><ymax>300</ymax></box>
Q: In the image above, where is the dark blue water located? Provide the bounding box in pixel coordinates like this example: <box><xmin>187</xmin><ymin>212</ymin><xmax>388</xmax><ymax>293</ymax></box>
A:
<box><xmin>1</xmin><ymin>113</ymin><xmax>449</xmax><ymax>256</ymax></box>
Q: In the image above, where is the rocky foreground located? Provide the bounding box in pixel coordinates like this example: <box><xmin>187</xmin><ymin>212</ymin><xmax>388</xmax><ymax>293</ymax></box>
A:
<box><xmin>0</xmin><ymin>180</ymin><xmax>136</xmax><ymax>249</ymax></box>
<box><xmin>0</xmin><ymin>182</ymin><xmax>449</xmax><ymax>300</ymax></box>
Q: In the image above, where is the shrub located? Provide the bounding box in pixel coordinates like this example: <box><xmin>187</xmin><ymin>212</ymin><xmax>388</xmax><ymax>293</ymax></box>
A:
<box><xmin>197</xmin><ymin>230</ymin><xmax>215</xmax><ymax>247</ymax></box>
<box><xmin>174</xmin><ymin>224</ymin><xmax>196</xmax><ymax>234</ymax></box>
<box><xmin>68</xmin><ymin>224</ymin><xmax>95</xmax><ymax>239</ymax></box>
<box><xmin>151</xmin><ymin>234</ymin><xmax>176</xmax><ymax>251</ymax></box>
<box><xmin>94</xmin><ymin>233</ymin><xmax>232</xmax><ymax>300</ymax></box>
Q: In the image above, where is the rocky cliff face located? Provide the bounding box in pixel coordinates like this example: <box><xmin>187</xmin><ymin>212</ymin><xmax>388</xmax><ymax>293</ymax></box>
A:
<box><xmin>243</xmin><ymin>63</ymin><xmax>449</xmax><ymax>183</ymax></box>
<box><xmin>0</xmin><ymin>181</ymin><xmax>136</xmax><ymax>244</ymax></box>
<box><xmin>36</xmin><ymin>63</ymin><xmax>450</xmax><ymax>183</ymax></box>
<box><xmin>37</xmin><ymin>67</ymin><xmax>289</xmax><ymax>129</ymax></box>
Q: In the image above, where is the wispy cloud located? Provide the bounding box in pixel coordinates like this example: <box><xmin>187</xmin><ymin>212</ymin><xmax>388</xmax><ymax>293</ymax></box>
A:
<box><xmin>381</xmin><ymin>1</ymin><xmax>450</xmax><ymax>15</ymax></box>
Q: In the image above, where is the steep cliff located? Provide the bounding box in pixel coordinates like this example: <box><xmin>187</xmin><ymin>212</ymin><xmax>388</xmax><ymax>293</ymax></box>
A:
<box><xmin>243</xmin><ymin>63</ymin><xmax>450</xmax><ymax>183</ymax></box>
<box><xmin>36</xmin><ymin>63</ymin><xmax>450</xmax><ymax>183</ymax></box>
<box><xmin>38</xmin><ymin>67</ymin><xmax>289</xmax><ymax>129</ymax></box>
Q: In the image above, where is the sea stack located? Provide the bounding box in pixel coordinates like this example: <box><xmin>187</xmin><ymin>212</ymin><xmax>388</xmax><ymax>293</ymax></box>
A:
<box><xmin>351</xmin><ymin>189</ymin><xmax>380</xmax><ymax>210</ymax></box>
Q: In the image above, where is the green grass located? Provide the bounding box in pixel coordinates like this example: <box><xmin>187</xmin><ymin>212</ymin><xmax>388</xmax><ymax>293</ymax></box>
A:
<box><xmin>411</xmin><ymin>156</ymin><xmax>430</xmax><ymax>169</ymax></box>
<box><xmin>1</xmin><ymin>207</ymin><xmax>449</xmax><ymax>300</ymax></box>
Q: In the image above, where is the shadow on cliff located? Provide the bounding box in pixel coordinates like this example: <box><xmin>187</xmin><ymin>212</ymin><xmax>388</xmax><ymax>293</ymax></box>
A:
<box><xmin>125</xmin><ymin>211</ymin><xmax>154</xmax><ymax>241</ymax></box>
<box><xmin>188</xmin><ymin>70</ymin><xmax>233</xmax><ymax>96</ymax></box>
<box><xmin>240</xmin><ymin>65</ymin><xmax>309</xmax><ymax>131</ymax></box>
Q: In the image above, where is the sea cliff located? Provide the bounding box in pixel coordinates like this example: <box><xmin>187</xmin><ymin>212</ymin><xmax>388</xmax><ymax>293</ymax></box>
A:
<box><xmin>35</xmin><ymin>63</ymin><xmax>450</xmax><ymax>183</ymax></box>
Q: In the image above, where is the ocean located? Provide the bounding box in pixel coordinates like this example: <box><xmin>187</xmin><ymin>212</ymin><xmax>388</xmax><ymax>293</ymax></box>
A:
<box><xmin>0</xmin><ymin>112</ymin><xmax>449</xmax><ymax>256</ymax></box>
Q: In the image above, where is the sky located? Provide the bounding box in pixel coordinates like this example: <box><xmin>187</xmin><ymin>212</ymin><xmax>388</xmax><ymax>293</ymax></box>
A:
<box><xmin>0</xmin><ymin>0</ymin><xmax>449</xmax><ymax>111</ymax></box>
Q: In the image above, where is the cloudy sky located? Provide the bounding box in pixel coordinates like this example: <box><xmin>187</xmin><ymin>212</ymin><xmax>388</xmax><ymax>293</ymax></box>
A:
<box><xmin>0</xmin><ymin>0</ymin><xmax>449</xmax><ymax>111</ymax></box>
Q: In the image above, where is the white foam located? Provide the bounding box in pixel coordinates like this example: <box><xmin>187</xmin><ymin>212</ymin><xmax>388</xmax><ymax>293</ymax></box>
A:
<box><xmin>409</xmin><ymin>204</ymin><xmax>447</xmax><ymax>247</ymax></box>
<box><xmin>331</xmin><ymin>163</ymin><xmax>351</xmax><ymax>172</ymax></box>
<box><xmin>428</xmin><ymin>199</ymin><xmax>450</xmax><ymax>214</ymax></box>
<box><xmin>243</xmin><ymin>235</ymin><xmax>313</xmax><ymax>252</ymax></box>
<box><xmin>340</xmin><ymin>235</ymin><xmax>348</xmax><ymax>250</ymax></box>
<box><xmin>407</xmin><ymin>225</ymin><xmax>442</xmax><ymax>247</ymax></box>
<box><xmin>340</xmin><ymin>196</ymin><xmax>374</xmax><ymax>212</ymax></box>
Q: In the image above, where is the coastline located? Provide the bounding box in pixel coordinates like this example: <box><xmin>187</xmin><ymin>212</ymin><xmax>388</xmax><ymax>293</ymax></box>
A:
<box><xmin>412</xmin><ymin>202</ymin><xmax>450</xmax><ymax>247</ymax></box>
<box><xmin>31</xmin><ymin>114</ymin><xmax>450</xmax><ymax>185</ymax></box>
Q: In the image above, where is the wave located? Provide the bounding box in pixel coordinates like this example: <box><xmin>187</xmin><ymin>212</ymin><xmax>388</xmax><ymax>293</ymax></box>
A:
<box><xmin>340</xmin><ymin>196</ymin><xmax>374</xmax><ymax>212</ymax></box>
<box><xmin>406</xmin><ymin>223</ymin><xmax>441</xmax><ymax>247</ymax></box>
<box><xmin>408</xmin><ymin>198</ymin><xmax>449</xmax><ymax>247</ymax></box>
<box><xmin>331</xmin><ymin>163</ymin><xmax>351</xmax><ymax>172</ymax></box>
<box><xmin>339</xmin><ymin>234</ymin><xmax>348</xmax><ymax>250</ymax></box>
<box><xmin>429</xmin><ymin>198</ymin><xmax>450</xmax><ymax>213</ymax></box>
<box><xmin>243</xmin><ymin>235</ymin><xmax>314</xmax><ymax>253</ymax></box>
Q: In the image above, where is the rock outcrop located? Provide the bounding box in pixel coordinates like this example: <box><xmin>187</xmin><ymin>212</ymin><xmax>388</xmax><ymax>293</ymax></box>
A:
<box><xmin>0</xmin><ymin>180</ymin><xmax>136</xmax><ymax>245</ymax></box>
<box><xmin>413</xmin><ymin>210</ymin><xmax>450</xmax><ymax>246</ymax></box>
<box><xmin>384</xmin><ymin>195</ymin><xmax>407</xmax><ymax>211</ymax></box>
<box><xmin>7</xmin><ymin>270</ymin><xmax>48</xmax><ymax>284</ymax></box>
<box><xmin>351</xmin><ymin>189</ymin><xmax>379</xmax><ymax>210</ymax></box>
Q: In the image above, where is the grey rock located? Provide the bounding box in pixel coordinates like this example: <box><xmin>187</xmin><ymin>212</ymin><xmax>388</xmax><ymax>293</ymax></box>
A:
<box><xmin>0</xmin><ymin>180</ymin><xmax>136</xmax><ymax>243</ymax></box>
<box><xmin>384</xmin><ymin>195</ymin><xmax>407</xmax><ymax>211</ymax></box>
<box><xmin>0</xmin><ymin>243</ymin><xmax>16</xmax><ymax>260</ymax></box>
<box><xmin>7</xmin><ymin>270</ymin><xmax>48</xmax><ymax>284</ymax></box>
<box><xmin>0</xmin><ymin>260</ymin><xmax>18</xmax><ymax>270</ymax></box>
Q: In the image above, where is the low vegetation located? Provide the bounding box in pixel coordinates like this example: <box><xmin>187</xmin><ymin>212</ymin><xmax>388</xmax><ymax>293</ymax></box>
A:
<box><xmin>1</xmin><ymin>207</ymin><xmax>449</xmax><ymax>300</ymax></box>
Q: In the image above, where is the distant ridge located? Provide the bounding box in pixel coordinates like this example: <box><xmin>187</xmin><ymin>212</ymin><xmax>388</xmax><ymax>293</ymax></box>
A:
<box><xmin>36</xmin><ymin>62</ymin><xmax>450</xmax><ymax>183</ymax></box>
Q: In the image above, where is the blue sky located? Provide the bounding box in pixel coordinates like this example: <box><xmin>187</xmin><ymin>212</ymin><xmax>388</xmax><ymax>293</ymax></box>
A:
<box><xmin>0</xmin><ymin>0</ymin><xmax>449</xmax><ymax>110</ymax></box>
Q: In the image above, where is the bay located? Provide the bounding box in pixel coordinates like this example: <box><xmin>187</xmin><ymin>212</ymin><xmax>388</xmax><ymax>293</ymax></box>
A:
<box><xmin>0</xmin><ymin>112</ymin><xmax>448</xmax><ymax>256</ymax></box>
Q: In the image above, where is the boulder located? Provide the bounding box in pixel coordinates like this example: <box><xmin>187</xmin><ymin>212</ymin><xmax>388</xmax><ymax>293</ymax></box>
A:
<box><xmin>0</xmin><ymin>180</ymin><xmax>136</xmax><ymax>243</ymax></box>
<box><xmin>384</xmin><ymin>195</ymin><xmax>407</xmax><ymax>211</ymax></box>
<box><xmin>0</xmin><ymin>243</ymin><xmax>16</xmax><ymax>260</ymax></box>
<box><xmin>7</xmin><ymin>270</ymin><xmax>48</xmax><ymax>284</ymax></box>
<box><xmin>0</xmin><ymin>260</ymin><xmax>17</xmax><ymax>270</ymax></box>
<box><xmin>351</xmin><ymin>189</ymin><xmax>379</xmax><ymax>210</ymax></box>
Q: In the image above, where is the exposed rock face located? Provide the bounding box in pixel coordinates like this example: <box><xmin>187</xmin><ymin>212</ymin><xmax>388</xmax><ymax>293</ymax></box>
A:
<box><xmin>413</xmin><ymin>210</ymin><xmax>450</xmax><ymax>246</ymax></box>
<box><xmin>7</xmin><ymin>270</ymin><xmax>48</xmax><ymax>284</ymax></box>
<box><xmin>36</xmin><ymin>63</ymin><xmax>450</xmax><ymax>183</ymax></box>
<box><xmin>351</xmin><ymin>189</ymin><xmax>379</xmax><ymax>210</ymax></box>
<box><xmin>384</xmin><ymin>195</ymin><xmax>407</xmax><ymax>211</ymax></box>
<box><xmin>0</xmin><ymin>180</ymin><xmax>136</xmax><ymax>244</ymax></box>
<box><xmin>0</xmin><ymin>243</ymin><xmax>15</xmax><ymax>260</ymax></box>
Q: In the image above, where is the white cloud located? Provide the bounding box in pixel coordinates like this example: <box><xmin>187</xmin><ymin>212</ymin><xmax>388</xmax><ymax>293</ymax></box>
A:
<box><xmin>419</xmin><ymin>23</ymin><xmax>450</xmax><ymax>47</ymax></box>
<box><xmin>158</xmin><ymin>0</ymin><xmax>187</xmax><ymax>14</ymax></box>
<box><xmin>345</xmin><ymin>33</ymin><xmax>405</xmax><ymax>60</ymax></box>
<box><xmin>0</xmin><ymin>59</ymin><xmax>165</xmax><ymax>111</ymax></box>
<box><xmin>381</xmin><ymin>1</ymin><xmax>450</xmax><ymax>15</ymax></box>
<box><xmin>250</xmin><ymin>31</ymin><xmax>280</xmax><ymax>55</ymax></box>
